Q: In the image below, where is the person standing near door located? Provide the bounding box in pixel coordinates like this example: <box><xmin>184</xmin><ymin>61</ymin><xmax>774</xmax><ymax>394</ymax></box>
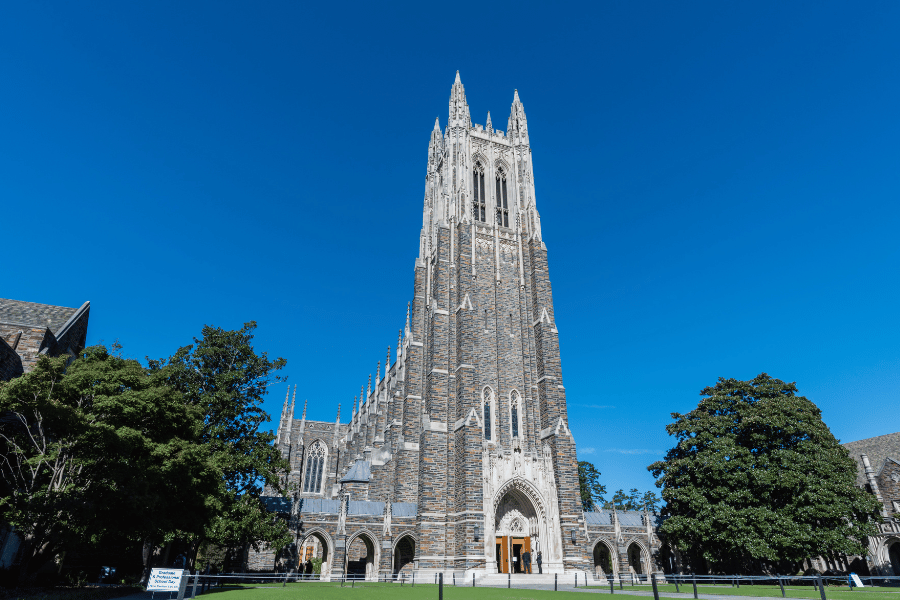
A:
<box><xmin>536</xmin><ymin>551</ymin><xmax>542</xmax><ymax>574</ymax></box>
<box><xmin>522</xmin><ymin>550</ymin><xmax>532</xmax><ymax>574</ymax></box>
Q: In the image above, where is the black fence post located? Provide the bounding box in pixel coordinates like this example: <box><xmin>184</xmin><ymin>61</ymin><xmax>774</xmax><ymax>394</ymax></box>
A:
<box><xmin>651</xmin><ymin>573</ymin><xmax>660</xmax><ymax>600</ymax></box>
<box><xmin>675</xmin><ymin>576</ymin><xmax>680</xmax><ymax>593</ymax></box>
<box><xmin>817</xmin><ymin>575</ymin><xmax>827</xmax><ymax>600</ymax></box>
<box><xmin>554</xmin><ymin>573</ymin><xmax>557</xmax><ymax>591</ymax></box>
<box><xmin>693</xmin><ymin>577</ymin><xmax>698</xmax><ymax>599</ymax></box>
<box><xmin>473</xmin><ymin>572</ymin><xmax>475</xmax><ymax>587</ymax></box>
<box><xmin>509</xmin><ymin>573</ymin><xmax>511</xmax><ymax>588</ymax></box>
<box><xmin>778</xmin><ymin>577</ymin><xmax>785</xmax><ymax>598</ymax></box>
<box><xmin>610</xmin><ymin>578</ymin><xmax>614</xmax><ymax>594</ymax></box>
<box><xmin>575</xmin><ymin>573</ymin><xmax>578</xmax><ymax>588</ymax></box>
<box><xmin>439</xmin><ymin>573</ymin><xmax>443</xmax><ymax>600</ymax></box>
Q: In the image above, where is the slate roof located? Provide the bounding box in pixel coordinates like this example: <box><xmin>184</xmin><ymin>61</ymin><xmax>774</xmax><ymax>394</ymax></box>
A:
<box><xmin>843</xmin><ymin>432</ymin><xmax>900</xmax><ymax>487</ymax></box>
<box><xmin>0</xmin><ymin>298</ymin><xmax>81</xmax><ymax>334</ymax></box>
<box><xmin>300</xmin><ymin>499</ymin><xmax>341</xmax><ymax>514</ymax></box>
<box><xmin>392</xmin><ymin>502</ymin><xmax>417</xmax><ymax>517</ymax></box>
<box><xmin>260</xmin><ymin>496</ymin><xmax>292</xmax><ymax>513</ymax></box>
<box><xmin>584</xmin><ymin>510</ymin><xmax>659</xmax><ymax>527</ymax></box>
<box><xmin>340</xmin><ymin>460</ymin><xmax>371</xmax><ymax>483</ymax></box>
<box><xmin>349</xmin><ymin>501</ymin><xmax>383</xmax><ymax>516</ymax></box>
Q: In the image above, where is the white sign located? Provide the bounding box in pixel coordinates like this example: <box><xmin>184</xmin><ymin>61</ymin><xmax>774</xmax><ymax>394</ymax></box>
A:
<box><xmin>850</xmin><ymin>574</ymin><xmax>864</xmax><ymax>588</ymax></box>
<box><xmin>147</xmin><ymin>569</ymin><xmax>184</xmax><ymax>592</ymax></box>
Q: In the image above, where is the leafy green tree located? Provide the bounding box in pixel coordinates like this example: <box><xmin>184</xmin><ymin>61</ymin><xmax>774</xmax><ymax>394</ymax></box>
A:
<box><xmin>0</xmin><ymin>347</ymin><xmax>215</xmax><ymax>582</ymax></box>
<box><xmin>578</xmin><ymin>461</ymin><xmax>607</xmax><ymax>511</ymax></box>
<box><xmin>149</xmin><ymin>322</ymin><xmax>292</xmax><ymax>563</ymax></box>
<box><xmin>648</xmin><ymin>373</ymin><xmax>881</xmax><ymax>573</ymax></box>
<box><xmin>641</xmin><ymin>490</ymin><xmax>661</xmax><ymax>512</ymax></box>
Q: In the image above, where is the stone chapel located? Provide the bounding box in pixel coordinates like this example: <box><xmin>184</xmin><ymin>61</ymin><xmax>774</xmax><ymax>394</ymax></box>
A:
<box><xmin>251</xmin><ymin>73</ymin><xmax>666</xmax><ymax>581</ymax></box>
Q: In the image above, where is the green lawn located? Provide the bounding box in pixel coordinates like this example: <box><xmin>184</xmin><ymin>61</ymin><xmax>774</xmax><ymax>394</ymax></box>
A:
<box><xmin>195</xmin><ymin>582</ymin><xmax>900</xmax><ymax>600</ymax></box>
<box><xmin>585</xmin><ymin>584</ymin><xmax>900</xmax><ymax>600</ymax></box>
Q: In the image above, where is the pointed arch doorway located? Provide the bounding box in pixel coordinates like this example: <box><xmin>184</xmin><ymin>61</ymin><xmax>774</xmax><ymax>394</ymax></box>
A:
<box><xmin>494</xmin><ymin>486</ymin><xmax>539</xmax><ymax>574</ymax></box>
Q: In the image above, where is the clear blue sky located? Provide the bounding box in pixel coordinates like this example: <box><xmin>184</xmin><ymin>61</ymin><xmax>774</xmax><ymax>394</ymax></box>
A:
<box><xmin>4</xmin><ymin>1</ymin><xmax>899</xmax><ymax>499</ymax></box>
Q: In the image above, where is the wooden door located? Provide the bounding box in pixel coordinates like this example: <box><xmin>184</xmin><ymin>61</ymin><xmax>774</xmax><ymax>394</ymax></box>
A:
<box><xmin>524</xmin><ymin>536</ymin><xmax>531</xmax><ymax>554</ymax></box>
<box><xmin>497</xmin><ymin>536</ymin><xmax>509</xmax><ymax>573</ymax></box>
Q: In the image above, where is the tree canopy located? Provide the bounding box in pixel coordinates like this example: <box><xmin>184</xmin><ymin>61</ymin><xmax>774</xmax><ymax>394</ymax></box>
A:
<box><xmin>0</xmin><ymin>347</ymin><xmax>216</xmax><ymax>582</ymax></box>
<box><xmin>648</xmin><ymin>373</ymin><xmax>881</xmax><ymax>573</ymax></box>
<box><xmin>610</xmin><ymin>488</ymin><xmax>661</xmax><ymax>512</ymax></box>
<box><xmin>578</xmin><ymin>461</ymin><xmax>607</xmax><ymax>511</ymax></box>
<box><xmin>148</xmin><ymin>321</ymin><xmax>292</xmax><ymax>558</ymax></box>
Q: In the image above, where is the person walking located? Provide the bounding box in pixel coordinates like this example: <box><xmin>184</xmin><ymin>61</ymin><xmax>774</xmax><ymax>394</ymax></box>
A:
<box><xmin>536</xmin><ymin>551</ymin><xmax>543</xmax><ymax>574</ymax></box>
<box><xmin>522</xmin><ymin>550</ymin><xmax>532</xmax><ymax>574</ymax></box>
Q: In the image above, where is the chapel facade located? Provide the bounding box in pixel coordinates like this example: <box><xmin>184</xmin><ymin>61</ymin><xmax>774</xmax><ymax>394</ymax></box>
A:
<box><xmin>252</xmin><ymin>73</ymin><xmax>667</xmax><ymax>581</ymax></box>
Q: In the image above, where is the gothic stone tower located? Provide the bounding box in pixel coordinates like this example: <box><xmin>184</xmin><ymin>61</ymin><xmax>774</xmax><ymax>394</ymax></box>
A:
<box><xmin>411</xmin><ymin>72</ymin><xmax>585</xmax><ymax>574</ymax></box>
<box><xmin>266</xmin><ymin>73</ymin><xmax>590</xmax><ymax>578</ymax></box>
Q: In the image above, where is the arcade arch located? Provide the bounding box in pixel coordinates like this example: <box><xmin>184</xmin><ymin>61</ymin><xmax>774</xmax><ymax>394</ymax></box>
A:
<box><xmin>592</xmin><ymin>539</ymin><xmax>615</xmax><ymax>580</ymax></box>
<box><xmin>626</xmin><ymin>541</ymin><xmax>649</xmax><ymax>575</ymax></box>
<box><xmin>393</xmin><ymin>533</ymin><xmax>416</xmax><ymax>575</ymax></box>
<box><xmin>297</xmin><ymin>529</ymin><xmax>332</xmax><ymax>578</ymax></box>
<box><xmin>346</xmin><ymin>530</ymin><xmax>379</xmax><ymax>581</ymax></box>
<box><xmin>889</xmin><ymin>539</ymin><xmax>900</xmax><ymax>575</ymax></box>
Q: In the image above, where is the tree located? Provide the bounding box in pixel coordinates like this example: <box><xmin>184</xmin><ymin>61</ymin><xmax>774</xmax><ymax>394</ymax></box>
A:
<box><xmin>578</xmin><ymin>461</ymin><xmax>607</xmax><ymax>511</ymax></box>
<box><xmin>0</xmin><ymin>347</ymin><xmax>215</xmax><ymax>582</ymax></box>
<box><xmin>148</xmin><ymin>322</ymin><xmax>292</xmax><ymax>563</ymax></box>
<box><xmin>608</xmin><ymin>488</ymin><xmax>660</xmax><ymax>511</ymax></box>
<box><xmin>648</xmin><ymin>373</ymin><xmax>881</xmax><ymax>573</ymax></box>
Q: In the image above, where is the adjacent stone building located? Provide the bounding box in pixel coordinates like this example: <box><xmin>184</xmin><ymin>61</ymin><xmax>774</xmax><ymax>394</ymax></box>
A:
<box><xmin>0</xmin><ymin>298</ymin><xmax>90</xmax><ymax>381</ymax></box>
<box><xmin>843</xmin><ymin>433</ymin><xmax>900</xmax><ymax>575</ymax></box>
<box><xmin>0</xmin><ymin>297</ymin><xmax>91</xmax><ymax>569</ymax></box>
<box><xmin>252</xmin><ymin>73</ymin><xmax>667</xmax><ymax>582</ymax></box>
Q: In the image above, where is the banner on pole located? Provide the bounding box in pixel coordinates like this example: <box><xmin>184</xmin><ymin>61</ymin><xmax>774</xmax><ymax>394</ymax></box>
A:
<box><xmin>850</xmin><ymin>573</ymin><xmax>864</xmax><ymax>588</ymax></box>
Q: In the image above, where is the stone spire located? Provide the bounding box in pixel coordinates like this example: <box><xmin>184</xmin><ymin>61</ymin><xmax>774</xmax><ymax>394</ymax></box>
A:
<box><xmin>367</xmin><ymin>374</ymin><xmax>372</xmax><ymax>404</ymax></box>
<box><xmin>299</xmin><ymin>397</ymin><xmax>308</xmax><ymax>435</ymax></box>
<box><xmin>285</xmin><ymin>384</ymin><xmax>296</xmax><ymax>439</ymax></box>
<box><xmin>275</xmin><ymin>385</ymin><xmax>290</xmax><ymax>445</ymax></box>
<box><xmin>485</xmin><ymin>111</ymin><xmax>492</xmax><ymax>134</ymax></box>
<box><xmin>360</xmin><ymin>384</ymin><xmax>365</xmax><ymax>410</ymax></box>
<box><xmin>448</xmin><ymin>70</ymin><xmax>470</xmax><ymax>129</ymax></box>
<box><xmin>398</xmin><ymin>329</ymin><xmax>402</xmax><ymax>357</ymax></box>
<box><xmin>508</xmin><ymin>88</ymin><xmax>529</xmax><ymax>145</ymax></box>
<box><xmin>405</xmin><ymin>302</ymin><xmax>411</xmax><ymax>337</ymax></box>
<box><xmin>332</xmin><ymin>403</ymin><xmax>341</xmax><ymax>448</ymax></box>
<box><xmin>386</xmin><ymin>346</ymin><xmax>391</xmax><ymax>374</ymax></box>
<box><xmin>376</xmin><ymin>361</ymin><xmax>381</xmax><ymax>385</ymax></box>
<box><xmin>353</xmin><ymin>395</ymin><xmax>358</xmax><ymax>417</ymax></box>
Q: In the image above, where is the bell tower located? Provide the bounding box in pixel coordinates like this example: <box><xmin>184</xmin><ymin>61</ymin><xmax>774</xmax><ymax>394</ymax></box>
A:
<box><xmin>411</xmin><ymin>72</ymin><xmax>587</xmax><ymax>575</ymax></box>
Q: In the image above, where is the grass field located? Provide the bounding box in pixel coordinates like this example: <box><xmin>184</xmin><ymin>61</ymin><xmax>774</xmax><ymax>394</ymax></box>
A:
<box><xmin>586</xmin><ymin>584</ymin><xmax>900</xmax><ymax>600</ymax></box>
<box><xmin>204</xmin><ymin>583</ymin><xmax>613</xmax><ymax>600</ymax></box>
<box><xmin>191</xmin><ymin>582</ymin><xmax>900</xmax><ymax>600</ymax></box>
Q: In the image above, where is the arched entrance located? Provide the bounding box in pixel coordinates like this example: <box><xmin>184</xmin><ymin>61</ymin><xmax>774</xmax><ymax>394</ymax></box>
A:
<box><xmin>889</xmin><ymin>540</ymin><xmax>900</xmax><ymax>575</ymax></box>
<box><xmin>298</xmin><ymin>530</ymin><xmax>331</xmax><ymax>579</ymax></box>
<box><xmin>627</xmin><ymin>542</ymin><xmax>644</xmax><ymax>575</ymax></box>
<box><xmin>494</xmin><ymin>486</ymin><xmax>539</xmax><ymax>574</ymax></box>
<box><xmin>393</xmin><ymin>534</ymin><xmax>416</xmax><ymax>575</ymax></box>
<box><xmin>593</xmin><ymin>541</ymin><xmax>614</xmax><ymax>580</ymax></box>
<box><xmin>346</xmin><ymin>532</ymin><xmax>378</xmax><ymax>580</ymax></box>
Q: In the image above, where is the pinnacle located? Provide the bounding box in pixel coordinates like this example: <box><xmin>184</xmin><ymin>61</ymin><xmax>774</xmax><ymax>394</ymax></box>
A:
<box><xmin>433</xmin><ymin>117</ymin><xmax>440</xmax><ymax>132</ymax></box>
<box><xmin>513</xmin><ymin>89</ymin><xmax>520</xmax><ymax>103</ymax></box>
<box><xmin>454</xmin><ymin>70</ymin><xmax>461</xmax><ymax>84</ymax></box>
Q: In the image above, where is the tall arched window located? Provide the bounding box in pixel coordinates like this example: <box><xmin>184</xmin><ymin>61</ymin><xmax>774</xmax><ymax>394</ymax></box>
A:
<box><xmin>302</xmin><ymin>440</ymin><xmax>327</xmax><ymax>494</ymax></box>
<box><xmin>495</xmin><ymin>171</ymin><xmax>509</xmax><ymax>227</ymax></box>
<box><xmin>510</xmin><ymin>390</ymin><xmax>522</xmax><ymax>438</ymax></box>
<box><xmin>483</xmin><ymin>387</ymin><xmax>494</xmax><ymax>441</ymax></box>
<box><xmin>473</xmin><ymin>163</ymin><xmax>486</xmax><ymax>222</ymax></box>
